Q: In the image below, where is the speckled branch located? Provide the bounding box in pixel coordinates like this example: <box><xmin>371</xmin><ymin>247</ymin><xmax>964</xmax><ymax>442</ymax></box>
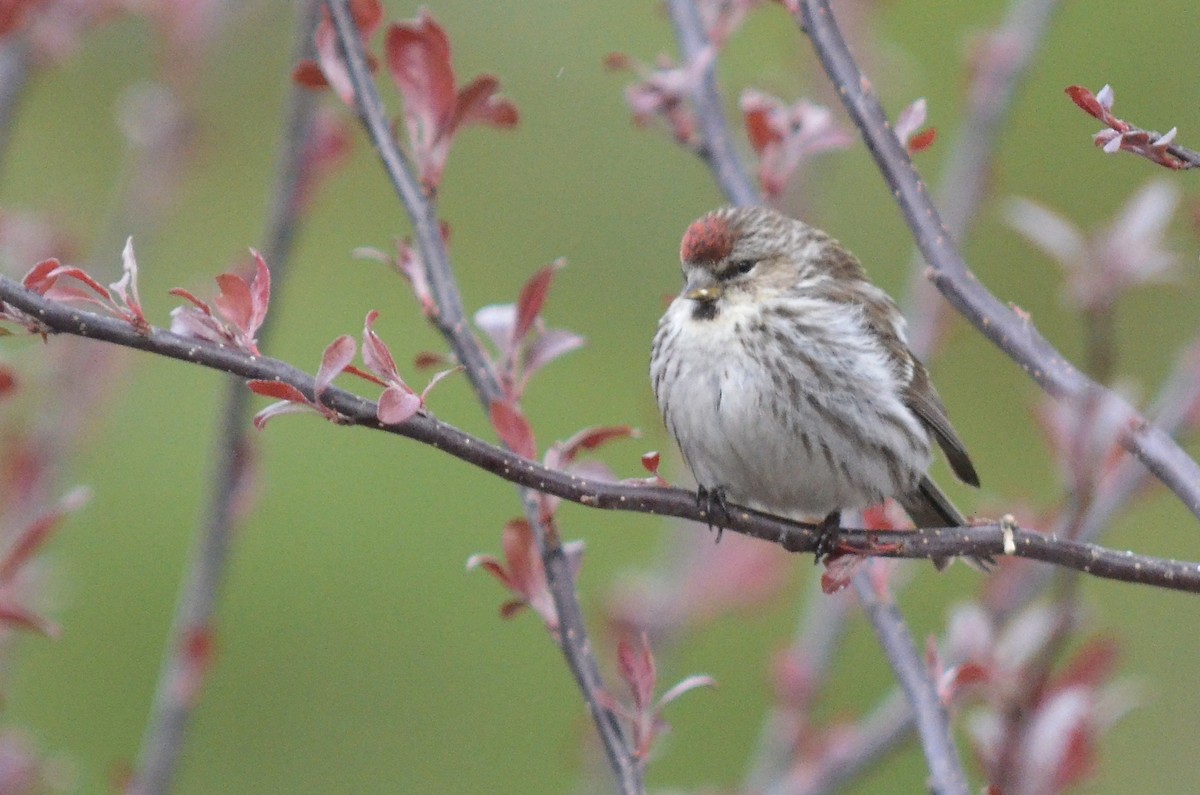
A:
<box><xmin>4</xmin><ymin>280</ymin><xmax>1199</xmax><ymax>594</ymax></box>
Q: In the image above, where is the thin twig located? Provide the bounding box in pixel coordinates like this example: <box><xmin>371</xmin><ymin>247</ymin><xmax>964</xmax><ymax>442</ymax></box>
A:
<box><xmin>791</xmin><ymin>0</ymin><xmax>1200</xmax><ymax>520</ymax></box>
<box><xmin>664</xmin><ymin>0</ymin><xmax>759</xmax><ymax>207</ymax></box>
<box><xmin>0</xmin><ymin>36</ymin><xmax>30</xmax><ymax>184</ymax></box>
<box><xmin>3</xmin><ymin>281</ymin><xmax>1200</xmax><ymax>593</ymax></box>
<box><xmin>903</xmin><ymin>0</ymin><xmax>1061</xmax><ymax>357</ymax></box>
<box><xmin>129</xmin><ymin>4</ymin><xmax>324</xmax><ymax>794</ymax></box>
<box><xmin>322</xmin><ymin>3</ymin><xmax>641</xmax><ymax>791</ymax></box>
<box><xmin>853</xmin><ymin>567</ymin><xmax>969</xmax><ymax>795</ymax></box>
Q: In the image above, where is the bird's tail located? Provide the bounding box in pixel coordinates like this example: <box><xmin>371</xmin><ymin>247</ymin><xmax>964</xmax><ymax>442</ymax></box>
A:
<box><xmin>897</xmin><ymin>476</ymin><xmax>994</xmax><ymax>571</ymax></box>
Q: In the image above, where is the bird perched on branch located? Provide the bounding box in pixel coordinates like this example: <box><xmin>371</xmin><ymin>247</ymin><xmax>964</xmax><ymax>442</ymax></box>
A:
<box><xmin>650</xmin><ymin>206</ymin><xmax>988</xmax><ymax>569</ymax></box>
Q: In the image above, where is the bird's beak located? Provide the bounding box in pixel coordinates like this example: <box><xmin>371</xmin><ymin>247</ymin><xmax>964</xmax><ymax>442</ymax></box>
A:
<box><xmin>683</xmin><ymin>275</ymin><xmax>723</xmax><ymax>303</ymax></box>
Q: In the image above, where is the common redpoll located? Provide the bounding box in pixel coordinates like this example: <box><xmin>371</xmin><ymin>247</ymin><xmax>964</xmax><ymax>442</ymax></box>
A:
<box><xmin>650</xmin><ymin>206</ymin><xmax>985</xmax><ymax>568</ymax></box>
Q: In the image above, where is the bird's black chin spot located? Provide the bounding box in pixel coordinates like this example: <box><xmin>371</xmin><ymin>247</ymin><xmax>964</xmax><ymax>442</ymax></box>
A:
<box><xmin>691</xmin><ymin>301</ymin><xmax>719</xmax><ymax>321</ymax></box>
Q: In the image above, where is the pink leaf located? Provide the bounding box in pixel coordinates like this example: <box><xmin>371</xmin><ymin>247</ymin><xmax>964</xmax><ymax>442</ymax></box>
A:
<box><xmin>0</xmin><ymin>486</ymin><xmax>90</xmax><ymax>583</ymax></box>
<box><xmin>378</xmin><ymin>386</ymin><xmax>421</xmax><ymax>425</ymax></box>
<box><xmin>419</xmin><ymin>365</ymin><xmax>461</xmax><ymax>402</ymax></box>
<box><xmin>658</xmin><ymin>674</ymin><xmax>717</xmax><ymax>707</ymax></box>
<box><xmin>0</xmin><ymin>603</ymin><xmax>59</xmax><ymax>638</ymax></box>
<box><xmin>247</xmin><ymin>250</ymin><xmax>271</xmax><ymax>335</ymax></box>
<box><xmin>111</xmin><ymin>237</ymin><xmax>148</xmax><ymax>331</ymax></box>
<box><xmin>616</xmin><ymin>633</ymin><xmax>657</xmax><ymax>711</ymax></box>
<box><xmin>489</xmin><ymin>400</ymin><xmax>537</xmax><ymax>459</ymax></box>
<box><xmin>316</xmin><ymin>335</ymin><xmax>356</xmax><ymax>395</ymax></box>
<box><xmin>522</xmin><ymin>327</ymin><xmax>585</xmax><ymax>377</ymax></box>
<box><xmin>252</xmin><ymin>401</ymin><xmax>310</xmax><ymax>430</ymax></box>
<box><xmin>361</xmin><ymin>309</ymin><xmax>402</xmax><ymax>383</ymax></box>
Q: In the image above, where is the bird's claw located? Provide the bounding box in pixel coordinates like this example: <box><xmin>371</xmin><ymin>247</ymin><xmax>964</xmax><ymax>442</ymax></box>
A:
<box><xmin>813</xmin><ymin>510</ymin><xmax>842</xmax><ymax>564</ymax></box>
<box><xmin>696</xmin><ymin>485</ymin><xmax>731</xmax><ymax>542</ymax></box>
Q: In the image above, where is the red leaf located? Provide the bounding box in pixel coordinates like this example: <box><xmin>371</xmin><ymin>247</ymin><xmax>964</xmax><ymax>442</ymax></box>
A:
<box><xmin>386</xmin><ymin>12</ymin><xmax>457</xmax><ymax>134</ymax></box>
<box><xmin>214</xmin><ymin>273</ymin><xmax>253</xmax><ymax>334</ymax></box>
<box><xmin>168</xmin><ymin>287</ymin><xmax>212</xmax><ymax>314</ymax></box>
<box><xmin>820</xmin><ymin>553</ymin><xmax>866</xmax><ymax>594</ymax></box>
<box><xmin>743</xmin><ymin>105</ymin><xmax>776</xmax><ymax>154</ymax></box>
<box><xmin>514</xmin><ymin>261</ymin><xmax>562</xmax><ymax>346</ymax></box>
<box><xmin>489</xmin><ymin>400</ymin><xmax>537</xmax><ymax>459</ymax></box>
<box><xmin>907</xmin><ymin>127</ymin><xmax>937</xmax><ymax>154</ymax></box>
<box><xmin>413</xmin><ymin>351</ymin><xmax>449</xmax><ymax>369</ymax></box>
<box><xmin>1065</xmin><ymin>85</ymin><xmax>1103</xmax><ymax>119</ymax></box>
<box><xmin>453</xmin><ymin>75</ymin><xmax>519</xmax><ymax>130</ymax></box>
<box><xmin>247</xmin><ymin>380</ymin><xmax>309</xmax><ymax>403</ymax></box>
<box><xmin>21</xmin><ymin>258</ymin><xmax>60</xmax><ymax>292</ymax></box>
<box><xmin>0</xmin><ymin>366</ymin><xmax>15</xmax><ymax>397</ymax></box>
<box><xmin>555</xmin><ymin>425</ymin><xmax>638</xmax><ymax>469</ymax></box>
<box><xmin>292</xmin><ymin>60</ymin><xmax>329</xmax><ymax>89</ymax></box>
<box><xmin>348</xmin><ymin>0</ymin><xmax>384</xmax><ymax>34</ymax></box>
<box><xmin>344</xmin><ymin>364</ymin><xmax>387</xmax><ymax>387</ymax></box>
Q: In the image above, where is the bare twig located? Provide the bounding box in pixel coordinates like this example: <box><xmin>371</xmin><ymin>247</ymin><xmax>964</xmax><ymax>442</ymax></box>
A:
<box><xmin>3</xmin><ymin>282</ymin><xmax>1199</xmax><ymax>594</ymax></box>
<box><xmin>853</xmin><ymin>567</ymin><xmax>969</xmax><ymax>795</ymax></box>
<box><xmin>790</xmin><ymin>0</ymin><xmax>1200</xmax><ymax>520</ymax></box>
<box><xmin>0</xmin><ymin>37</ymin><xmax>30</xmax><ymax>183</ymax></box>
<box><xmin>321</xmin><ymin>2</ymin><xmax>641</xmax><ymax>790</ymax></box>
<box><xmin>903</xmin><ymin>0</ymin><xmax>1061</xmax><ymax>356</ymax></box>
<box><xmin>129</xmin><ymin>4</ymin><xmax>324</xmax><ymax>794</ymax></box>
<box><xmin>665</xmin><ymin>0</ymin><xmax>759</xmax><ymax>207</ymax></box>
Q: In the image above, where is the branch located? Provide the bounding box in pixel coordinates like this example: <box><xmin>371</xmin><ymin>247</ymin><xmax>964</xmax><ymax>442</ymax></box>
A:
<box><xmin>130</xmin><ymin>4</ymin><xmax>323</xmax><ymax>793</ymax></box>
<box><xmin>903</xmin><ymin>0</ymin><xmax>1061</xmax><ymax>357</ymax></box>
<box><xmin>1066</xmin><ymin>84</ymin><xmax>1200</xmax><ymax>170</ymax></box>
<box><xmin>790</xmin><ymin>0</ymin><xmax>1200</xmax><ymax>522</ymax></box>
<box><xmin>665</xmin><ymin>0</ymin><xmax>759</xmax><ymax>206</ymax></box>
<box><xmin>853</xmin><ymin>567</ymin><xmax>969</xmax><ymax>795</ymax></box>
<box><xmin>0</xmin><ymin>36</ymin><xmax>30</xmax><ymax>183</ymax></box>
<box><xmin>321</xmin><ymin>3</ymin><xmax>641</xmax><ymax>790</ymax></box>
<box><xmin>4</xmin><ymin>282</ymin><xmax>1200</xmax><ymax>594</ymax></box>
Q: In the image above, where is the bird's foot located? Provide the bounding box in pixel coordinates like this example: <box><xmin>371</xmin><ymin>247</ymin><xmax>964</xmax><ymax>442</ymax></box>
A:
<box><xmin>813</xmin><ymin>510</ymin><xmax>842</xmax><ymax>564</ymax></box>
<box><xmin>696</xmin><ymin>485</ymin><xmax>731</xmax><ymax>542</ymax></box>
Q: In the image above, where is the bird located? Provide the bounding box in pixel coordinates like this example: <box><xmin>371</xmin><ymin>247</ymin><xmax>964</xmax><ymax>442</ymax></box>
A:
<box><xmin>649</xmin><ymin>206</ymin><xmax>987</xmax><ymax>569</ymax></box>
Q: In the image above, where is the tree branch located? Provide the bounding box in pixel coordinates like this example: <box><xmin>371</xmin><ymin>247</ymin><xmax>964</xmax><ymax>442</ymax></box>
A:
<box><xmin>790</xmin><ymin>0</ymin><xmax>1200</xmax><ymax>521</ymax></box>
<box><xmin>903</xmin><ymin>0</ymin><xmax>1061</xmax><ymax>357</ymax></box>
<box><xmin>853</xmin><ymin>567</ymin><xmax>969</xmax><ymax>795</ymax></box>
<box><xmin>130</xmin><ymin>4</ymin><xmax>323</xmax><ymax>793</ymax></box>
<box><xmin>4</xmin><ymin>280</ymin><xmax>1199</xmax><ymax>595</ymax></box>
<box><xmin>664</xmin><ymin>0</ymin><xmax>759</xmax><ymax>207</ymax></box>
<box><xmin>322</xmin><ymin>3</ymin><xmax>641</xmax><ymax>791</ymax></box>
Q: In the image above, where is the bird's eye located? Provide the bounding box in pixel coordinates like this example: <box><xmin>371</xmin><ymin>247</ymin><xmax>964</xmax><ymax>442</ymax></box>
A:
<box><xmin>722</xmin><ymin>260</ymin><xmax>756</xmax><ymax>279</ymax></box>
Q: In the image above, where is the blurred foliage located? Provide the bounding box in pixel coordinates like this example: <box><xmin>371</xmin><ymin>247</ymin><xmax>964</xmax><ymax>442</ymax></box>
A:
<box><xmin>1</xmin><ymin>0</ymin><xmax>1198</xmax><ymax>792</ymax></box>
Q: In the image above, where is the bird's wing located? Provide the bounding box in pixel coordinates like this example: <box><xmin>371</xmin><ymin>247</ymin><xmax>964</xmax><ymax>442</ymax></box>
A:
<box><xmin>904</xmin><ymin>360</ymin><xmax>980</xmax><ymax>487</ymax></box>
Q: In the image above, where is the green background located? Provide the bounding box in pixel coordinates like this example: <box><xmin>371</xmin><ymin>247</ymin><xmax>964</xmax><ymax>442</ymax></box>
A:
<box><xmin>3</xmin><ymin>0</ymin><xmax>1199</xmax><ymax>792</ymax></box>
